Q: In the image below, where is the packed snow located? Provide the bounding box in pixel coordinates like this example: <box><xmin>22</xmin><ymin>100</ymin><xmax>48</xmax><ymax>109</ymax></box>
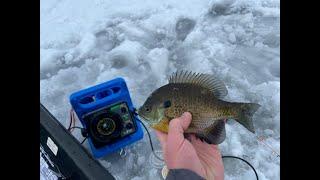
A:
<box><xmin>40</xmin><ymin>0</ymin><xmax>280</xmax><ymax>179</ymax></box>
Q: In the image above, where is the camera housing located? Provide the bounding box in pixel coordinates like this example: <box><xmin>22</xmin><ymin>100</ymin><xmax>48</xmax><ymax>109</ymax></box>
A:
<box><xmin>83</xmin><ymin>102</ymin><xmax>137</xmax><ymax>148</ymax></box>
<box><xmin>69</xmin><ymin>78</ymin><xmax>143</xmax><ymax>158</ymax></box>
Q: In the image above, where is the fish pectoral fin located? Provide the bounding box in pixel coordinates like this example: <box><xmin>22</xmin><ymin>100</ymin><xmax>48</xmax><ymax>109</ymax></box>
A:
<box><xmin>195</xmin><ymin>120</ymin><xmax>226</xmax><ymax>145</ymax></box>
<box><xmin>151</xmin><ymin>118</ymin><xmax>170</xmax><ymax>133</ymax></box>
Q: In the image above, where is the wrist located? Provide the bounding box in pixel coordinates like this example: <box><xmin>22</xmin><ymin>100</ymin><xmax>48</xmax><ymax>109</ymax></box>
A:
<box><xmin>167</xmin><ymin>158</ymin><xmax>205</xmax><ymax>178</ymax></box>
<box><xmin>167</xmin><ymin>169</ymin><xmax>205</xmax><ymax>180</ymax></box>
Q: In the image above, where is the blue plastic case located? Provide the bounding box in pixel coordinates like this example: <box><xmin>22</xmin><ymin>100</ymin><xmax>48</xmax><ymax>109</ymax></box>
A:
<box><xmin>69</xmin><ymin>78</ymin><xmax>144</xmax><ymax>158</ymax></box>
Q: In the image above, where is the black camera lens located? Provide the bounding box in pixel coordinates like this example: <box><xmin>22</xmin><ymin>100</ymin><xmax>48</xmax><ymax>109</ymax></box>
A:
<box><xmin>96</xmin><ymin>118</ymin><xmax>116</xmax><ymax>136</ymax></box>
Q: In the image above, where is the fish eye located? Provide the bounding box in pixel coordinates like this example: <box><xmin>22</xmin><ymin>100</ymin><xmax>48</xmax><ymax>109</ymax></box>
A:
<box><xmin>145</xmin><ymin>106</ymin><xmax>151</xmax><ymax>112</ymax></box>
<box><xmin>163</xmin><ymin>100</ymin><xmax>171</xmax><ymax>108</ymax></box>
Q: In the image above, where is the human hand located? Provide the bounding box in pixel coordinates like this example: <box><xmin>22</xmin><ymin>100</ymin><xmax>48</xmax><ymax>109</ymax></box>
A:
<box><xmin>155</xmin><ymin>112</ymin><xmax>224</xmax><ymax>180</ymax></box>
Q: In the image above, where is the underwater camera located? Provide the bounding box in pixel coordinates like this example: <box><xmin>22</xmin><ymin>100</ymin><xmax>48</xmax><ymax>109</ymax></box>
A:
<box><xmin>69</xmin><ymin>78</ymin><xmax>143</xmax><ymax>158</ymax></box>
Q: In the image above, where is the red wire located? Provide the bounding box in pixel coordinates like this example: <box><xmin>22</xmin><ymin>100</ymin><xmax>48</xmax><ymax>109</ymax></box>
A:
<box><xmin>71</xmin><ymin>109</ymin><xmax>76</xmax><ymax>132</ymax></box>
<box><xmin>68</xmin><ymin>109</ymin><xmax>76</xmax><ymax>132</ymax></box>
<box><xmin>67</xmin><ymin>109</ymin><xmax>73</xmax><ymax>131</ymax></box>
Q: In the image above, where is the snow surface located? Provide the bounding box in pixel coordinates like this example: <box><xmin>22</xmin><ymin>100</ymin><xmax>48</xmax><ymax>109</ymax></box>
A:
<box><xmin>40</xmin><ymin>0</ymin><xmax>280</xmax><ymax>179</ymax></box>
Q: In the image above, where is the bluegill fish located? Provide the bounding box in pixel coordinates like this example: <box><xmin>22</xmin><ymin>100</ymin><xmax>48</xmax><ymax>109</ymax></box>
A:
<box><xmin>138</xmin><ymin>71</ymin><xmax>260</xmax><ymax>144</ymax></box>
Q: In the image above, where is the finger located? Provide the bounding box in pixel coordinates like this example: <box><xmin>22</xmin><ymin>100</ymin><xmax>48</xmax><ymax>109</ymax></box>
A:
<box><xmin>155</xmin><ymin>130</ymin><xmax>167</xmax><ymax>151</ymax></box>
<box><xmin>168</xmin><ymin>112</ymin><xmax>192</xmax><ymax>141</ymax></box>
<box><xmin>167</xmin><ymin>112</ymin><xmax>192</xmax><ymax>145</ymax></box>
<box><xmin>180</xmin><ymin>112</ymin><xmax>192</xmax><ymax>130</ymax></box>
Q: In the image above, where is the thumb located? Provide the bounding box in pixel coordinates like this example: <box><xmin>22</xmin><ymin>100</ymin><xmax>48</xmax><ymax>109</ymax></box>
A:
<box><xmin>168</xmin><ymin>112</ymin><xmax>192</xmax><ymax>141</ymax></box>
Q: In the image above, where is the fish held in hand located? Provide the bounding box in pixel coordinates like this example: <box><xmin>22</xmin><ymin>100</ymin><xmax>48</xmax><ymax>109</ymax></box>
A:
<box><xmin>138</xmin><ymin>71</ymin><xmax>260</xmax><ymax>144</ymax></box>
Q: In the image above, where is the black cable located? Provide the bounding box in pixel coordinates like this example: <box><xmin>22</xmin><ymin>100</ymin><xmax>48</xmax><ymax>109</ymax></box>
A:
<box><xmin>68</xmin><ymin>126</ymin><xmax>83</xmax><ymax>131</ymax></box>
<box><xmin>81</xmin><ymin>137</ymin><xmax>87</xmax><ymax>144</ymax></box>
<box><xmin>67</xmin><ymin>125</ymin><xmax>87</xmax><ymax>145</ymax></box>
<box><xmin>222</xmin><ymin>155</ymin><xmax>259</xmax><ymax>180</ymax></box>
<box><xmin>67</xmin><ymin>109</ymin><xmax>75</xmax><ymax>131</ymax></box>
<box><xmin>136</xmin><ymin>118</ymin><xmax>164</xmax><ymax>161</ymax></box>
<box><xmin>67</xmin><ymin>113</ymin><xmax>73</xmax><ymax>131</ymax></box>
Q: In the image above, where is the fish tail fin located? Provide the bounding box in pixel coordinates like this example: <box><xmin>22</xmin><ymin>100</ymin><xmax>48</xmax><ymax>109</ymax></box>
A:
<box><xmin>234</xmin><ymin>103</ymin><xmax>260</xmax><ymax>133</ymax></box>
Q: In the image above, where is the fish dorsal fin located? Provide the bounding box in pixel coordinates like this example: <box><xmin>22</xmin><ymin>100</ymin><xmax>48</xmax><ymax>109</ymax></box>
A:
<box><xmin>168</xmin><ymin>70</ymin><xmax>228</xmax><ymax>99</ymax></box>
